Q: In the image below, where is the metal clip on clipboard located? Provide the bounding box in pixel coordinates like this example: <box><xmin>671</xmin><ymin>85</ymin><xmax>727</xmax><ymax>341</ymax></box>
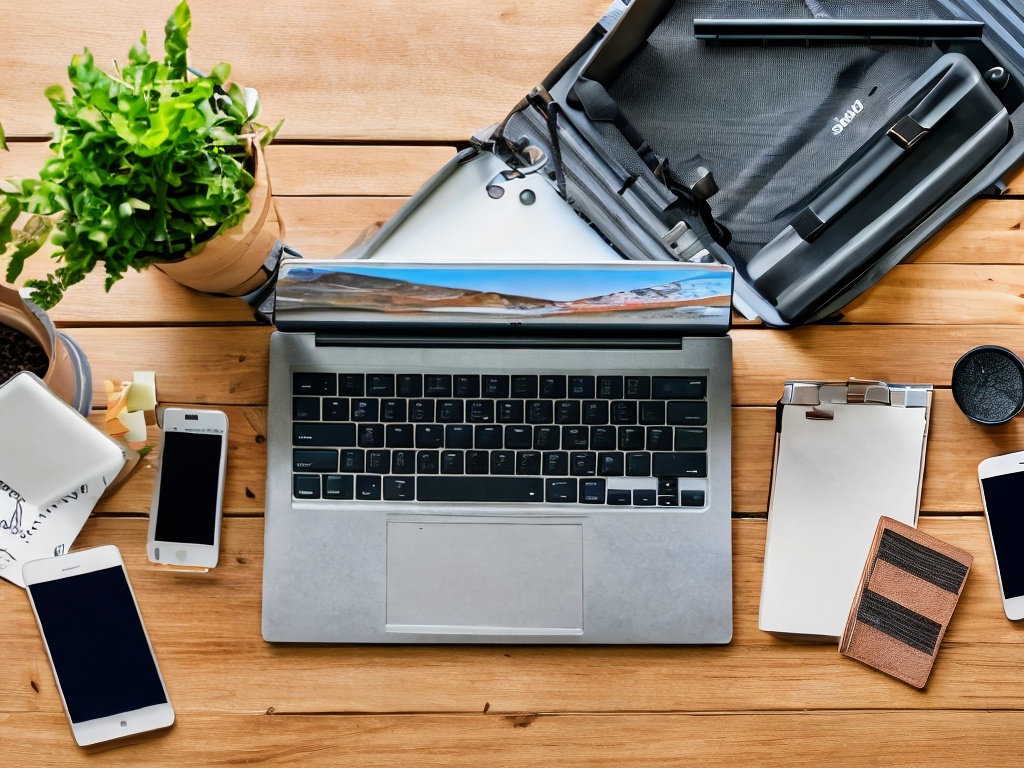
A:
<box><xmin>760</xmin><ymin>378</ymin><xmax>933</xmax><ymax>640</ymax></box>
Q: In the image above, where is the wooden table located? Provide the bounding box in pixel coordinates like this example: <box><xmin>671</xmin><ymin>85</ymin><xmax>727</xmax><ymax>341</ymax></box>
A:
<box><xmin>3</xmin><ymin>2</ymin><xmax>1023</xmax><ymax>764</ymax></box>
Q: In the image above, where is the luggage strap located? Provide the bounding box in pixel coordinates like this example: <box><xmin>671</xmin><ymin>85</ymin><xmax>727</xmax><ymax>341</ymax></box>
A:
<box><xmin>568</xmin><ymin>77</ymin><xmax>731</xmax><ymax>247</ymax></box>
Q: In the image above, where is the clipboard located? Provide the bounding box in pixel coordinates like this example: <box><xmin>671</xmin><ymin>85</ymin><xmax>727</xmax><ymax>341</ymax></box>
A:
<box><xmin>758</xmin><ymin>379</ymin><xmax>933</xmax><ymax>641</ymax></box>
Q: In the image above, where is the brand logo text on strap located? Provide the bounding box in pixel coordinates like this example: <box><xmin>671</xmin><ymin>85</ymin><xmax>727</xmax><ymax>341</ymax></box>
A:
<box><xmin>831</xmin><ymin>100</ymin><xmax>865</xmax><ymax>136</ymax></box>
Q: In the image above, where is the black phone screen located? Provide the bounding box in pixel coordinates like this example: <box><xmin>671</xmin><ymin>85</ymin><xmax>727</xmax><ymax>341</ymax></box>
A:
<box><xmin>29</xmin><ymin>566</ymin><xmax>167</xmax><ymax>723</ymax></box>
<box><xmin>153</xmin><ymin>430</ymin><xmax>223</xmax><ymax>545</ymax></box>
<box><xmin>980</xmin><ymin>471</ymin><xmax>1024</xmax><ymax>599</ymax></box>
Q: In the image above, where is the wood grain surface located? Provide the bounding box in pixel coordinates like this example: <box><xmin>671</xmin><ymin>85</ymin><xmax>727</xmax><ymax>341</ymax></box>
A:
<box><xmin>2</xmin><ymin>1</ymin><xmax>1023</xmax><ymax>765</ymax></box>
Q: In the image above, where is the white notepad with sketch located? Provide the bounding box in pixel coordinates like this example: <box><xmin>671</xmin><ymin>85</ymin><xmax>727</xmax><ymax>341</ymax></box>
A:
<box><xmin>758</xmin><ymin>380</ymin><xmax>933</xmax><ymax>641</ymax></box>
<box><xmin>0</xmin><ymin>373</ymin><xmax>126</xmax><ymax>586</ymax></box>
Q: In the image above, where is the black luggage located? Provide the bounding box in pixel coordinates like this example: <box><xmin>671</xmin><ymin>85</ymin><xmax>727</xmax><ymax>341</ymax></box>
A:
<box><xmin>352</xmin><ymin>0</ymin><xmax>1024</xmax><ymax>327</ymax></box>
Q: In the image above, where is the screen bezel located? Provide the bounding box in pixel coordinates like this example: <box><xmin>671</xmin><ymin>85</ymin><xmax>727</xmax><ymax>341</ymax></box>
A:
<box><xmin>23</xmin><ymin>545</ymin><xmax>175</xmax><ymax>746</ymax></box>
<box><xmin>978</xmin><ymin>452</ymin><xmax>1024</xmax><ymax>620</ymax></box>
<box><xmin>147</xmin><ymin>408</ymin><xmax>228</xmax><ymax>569</ymax></box>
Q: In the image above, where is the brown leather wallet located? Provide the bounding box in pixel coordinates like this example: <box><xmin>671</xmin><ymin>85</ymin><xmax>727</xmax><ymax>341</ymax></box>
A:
<box><xmin>840</xmin><ymin>516</ymin><xmax>972</xmax><ymax>688</ymax></box>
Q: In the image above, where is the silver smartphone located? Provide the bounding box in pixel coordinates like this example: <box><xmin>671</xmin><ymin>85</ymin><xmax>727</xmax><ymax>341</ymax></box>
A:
<box><xmin>23</xmin><ymin>545</ymin><xmax>175</xmax><ymax>746</ymax></box>
<box><xmin>978</xmin><ymin>451</ymin><xmax>1024</xmax><ymax>620</ymax></box>
<box><xmin>147</xmin><ymin>408</ymin><xmax>229</xmax><ymax>569</ymax></box>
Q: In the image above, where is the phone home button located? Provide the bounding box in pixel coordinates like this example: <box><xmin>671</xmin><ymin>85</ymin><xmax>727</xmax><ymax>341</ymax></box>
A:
<box><xmin>176</xmin><ymin>550</ymin><xmax>188</xmax><ymax>562</ymax></box>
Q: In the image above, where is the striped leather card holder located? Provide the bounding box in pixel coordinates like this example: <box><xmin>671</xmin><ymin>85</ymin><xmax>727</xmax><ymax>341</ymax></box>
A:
<box><xmin>840</xmin><ymin>516</ymin><xmax>972</xmax><ymax>688</ymax></box>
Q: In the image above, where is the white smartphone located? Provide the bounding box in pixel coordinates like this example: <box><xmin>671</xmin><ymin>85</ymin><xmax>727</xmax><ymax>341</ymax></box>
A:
<box><xmin>147</xmin><ymin>408</ymin><xmax>229</xmax><ymax>569</ymax></box>
<box><xmin>978</xmin><ymin>451</ymin><xmax>1024</xmax><ymax>620</ymax></box>
<box><xmin>23</xmin><ymin>545</ymin><xmax>175</xmax><ymax>746</ymax></box>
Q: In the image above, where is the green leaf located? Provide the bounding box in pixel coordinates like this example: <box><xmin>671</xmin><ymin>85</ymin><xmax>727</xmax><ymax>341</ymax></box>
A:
<box><xmin>164</xmin><ymin>0</ymin><xmax>192</xmax><ymax>77</ymax></box>
<box><xmin>129</xmin><ymin>31</ymin><xmax>150</xmax><ymax>66</ymax></box>
<box><xmin>0</xmin><ymin>120</ymin><xmax>7</xmax><ymax>151</ymax></box>
<box><xmin>210</xmin><ymin>62</ymin><xmax>231</xmax><ymax>86</ymax></box>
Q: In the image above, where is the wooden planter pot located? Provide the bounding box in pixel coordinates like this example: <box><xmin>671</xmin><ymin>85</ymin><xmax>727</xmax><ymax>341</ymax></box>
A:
<box><xmin>153</xmin><ymin>141</ymin><xmax>285</xmax><ymax>296</ymax></box>
<box><xmin>0</xmin><ymin>284</ymin><xmax>91</xmax><ymax>415</ymax></box>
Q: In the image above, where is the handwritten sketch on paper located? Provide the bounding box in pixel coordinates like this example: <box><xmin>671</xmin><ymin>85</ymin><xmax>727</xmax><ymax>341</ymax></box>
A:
<box><xmin>0</xmin><ymin>476</ymin><xmax>107</xmax><ymax>588</ymax></box>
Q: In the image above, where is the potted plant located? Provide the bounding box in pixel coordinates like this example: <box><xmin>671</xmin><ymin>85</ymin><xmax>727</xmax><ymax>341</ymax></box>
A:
<box><xmin>0</xmin><ymin>0</ymin><xmax>283</xmax><ymax>310</ymax></box>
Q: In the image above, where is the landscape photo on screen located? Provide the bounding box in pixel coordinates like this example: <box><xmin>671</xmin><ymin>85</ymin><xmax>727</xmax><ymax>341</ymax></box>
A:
<box><xmin>276</xmin><ymin>264</ymin><xmax>732</xmax><ymax>321</ymax></box>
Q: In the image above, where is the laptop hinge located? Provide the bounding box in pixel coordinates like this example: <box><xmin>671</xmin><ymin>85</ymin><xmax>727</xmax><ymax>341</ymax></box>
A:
<box><xmin>314</xmin><ymin>333</ymin><xmax>685</xmax><ymax>350</ymax></box>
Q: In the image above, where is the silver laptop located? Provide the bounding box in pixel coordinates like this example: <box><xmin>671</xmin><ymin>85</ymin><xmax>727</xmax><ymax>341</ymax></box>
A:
<box><xmin>262</xmin><ymin>259</ymin><xmax>733</xmax><ymax>643</ymax></box>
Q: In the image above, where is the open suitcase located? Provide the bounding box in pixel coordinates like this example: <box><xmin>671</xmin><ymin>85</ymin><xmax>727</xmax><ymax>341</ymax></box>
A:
<box><xmin>346</xmin><ymin>0</ymin><xmax>1024</xmax><ymax>327</ymax></box>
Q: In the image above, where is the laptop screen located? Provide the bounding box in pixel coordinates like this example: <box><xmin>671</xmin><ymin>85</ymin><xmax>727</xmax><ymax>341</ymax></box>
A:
<box><xmin>273</xmin><ymin>261</ymin><xmax>733</xmax><ymax>335</ymax></box>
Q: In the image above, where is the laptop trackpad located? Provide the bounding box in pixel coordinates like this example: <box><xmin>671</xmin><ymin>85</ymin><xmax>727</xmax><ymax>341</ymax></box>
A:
<box><xmin>385</xmin><ymin>521</ymin><xmax>584</xmax><ymax>634</ymax></box>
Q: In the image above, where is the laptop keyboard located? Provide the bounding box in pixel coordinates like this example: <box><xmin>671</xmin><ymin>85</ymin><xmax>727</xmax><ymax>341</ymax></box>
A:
<box><xmin>290</xmin><ymin>371</ymin><xmax>710</xmax><ymax>507</ymax></box>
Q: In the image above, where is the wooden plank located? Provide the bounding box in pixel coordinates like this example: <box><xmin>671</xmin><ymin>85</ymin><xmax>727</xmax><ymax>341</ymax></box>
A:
<box><xmin>1</xmin><ymin>142</ymin><xmax>455</xmax><ymax>198</ymax></box>
<box><xmin>265</xmin><ymin>145</ymin><xmax>455</xmax><ymax>197</ymax></box>
<box><xmin>1</xmin><ymin>516</ymin><xmax>1020</xmax><ymax>720</ymax></box>
<box><xmin>731</xmin><ymin>325</ymin><xmax>1024</xmax><ymax>404</ymax></box>
<box><xmin>89</xmin><ymin>407</ymin><xmax>267</xmax><ymax>515</ymax></box>
<box><xmin>0</xmin><ymin>0</ymin><xmax>606</xmax><ymax>141</ymax></box>
<box><xmin>71</xmin><ymin>326</ymin><xmax>272</xmax><ymax>409</ymax></box>
<box><xmin>3</xmin><ymin>710</ymin><xmax>1024</xmax><ymax>767</ymax></box>
<box><xmin>841</xmin><ymin>263</ymin><xmax>1024</xmax><ymax>324</ymax></box>
<box><xmin>913</xmin><ymin>197</ymin><xmax>1024</xmax><ymax>264</ymax></box>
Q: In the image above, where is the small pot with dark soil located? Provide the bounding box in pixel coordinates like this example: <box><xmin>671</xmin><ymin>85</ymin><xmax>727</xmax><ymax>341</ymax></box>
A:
<box><xmin>0</xmin><ymin>285</ymin><xmax>91</xmax><ymax>415</ymax></box>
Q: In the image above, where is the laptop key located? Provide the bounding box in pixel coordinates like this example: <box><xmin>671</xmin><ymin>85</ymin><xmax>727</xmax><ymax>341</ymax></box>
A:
<box><xmin>293</xmin><ymin>449</ymin><xmax>338</xmax><ymax>473</ymax></box>
<box><xmin>571</xmin><ymin>452</ymin><xmax>597</xmax><ymax>476</ymax></box>
<box><xmin>441</xmin><ymin>450</ymin><xmax>465</xmax><ymax>474</ymax></box>
<box><xmin>397</xmin><ymin>374</ymin><xmax>423</xmax><ymax>397</ymax></box>
<box><xmin>653</xmin><ymin>376</ymin><xmax>707</xmax><ymax>400</ymax></box>
<box><xmin>380</xmin><ymin>399</ymin><xmax>406</xmax><ymax>422</ymax></box>
<box><xmin>425</xmin><ymin>374</ymin><xmax>453</xmax><ymax>397</ymax></box>
<box><xmin>356</xmin><ymin>475</ymin><xmax>381</xmax><ymax>501</ymax></box>
<box><xmin>516</xmin><ymin>451</ymin><xmax>542</xmax><ymax>475</ymax></box>
<box><xmin>475</xmin><ymin>425</ymin><xmax>503</xmax><ymax>449</ymax></box>
<box><xmin>483</xmin><ymin>375</ymin><xmax>510</xmax><ymax>398</ymax></box>
<box><xmin>626</xmin><ymin>452</ymin><xmax>652</xmax><ymax>476</ymax></box>
<box><xmin>539</xmin><ymin>375</ymin><xmax>567</xmax><ymax>399</ymax></box>
<box><xmin>338</xmin><ymin>374</ymin><xmax>364</xmax><ymax>396</ymax></box>
<box><xmin>323</xmin><ymin>474</ymin><xmax>354</xmax><ymax>500</ymax></box>
<box><xmin>580</xmin><ymin>478</ymin><xmax>606</xmax><ymax>504</ymax></box>
<box><xmin>569</xmin><ymin>375</ymin><xmax>596</xmax><ymax>399</ymax></box>
<box><xmin>454</xmin><ymin>375</ymin><xmax>480</xmax><ymax>397</ymax></box>
<box><xmin>340</xmin><ymin>449</ymin><xmax>365</xmax><ymax>473</ymax></box>
<box><xmin>597</xmin><ymin>376</ymin><xmax>624</xmax><ymax>399</ymax></box>
<box><xmin>391</xmin><ymin>450</ymin><xmax>416</xmax><ymax>475</ymax></box>
<box><xmin>674</xmin><ymin>428</ymin><xmax>708</xmax><ymax>451</ymax></box>
<box><xmin>367</xmin><ymin>374</ymin><xmax>395</xmax><ymax>396</ymax></box>
<box><xmin>625</xmin><ymin>376</ymin><xmax>651</xmax><ymax>399</ymax></box>
<box><xmin>607</xmin><ymin>488</ymin><xmax>631</xmax><ymax>505</ymax></box>
<box><xmin>505</xmin><ymin>425</ymin><xmax>532</xmax><ymax>449</ymax></box>
<box><xmin>445</xmin><ymin>424</ymin><xmax>473</xmax><ymax>448</ymax></box>
<box><xmin>384</xmin><ymin>476</ymin><xmax>415</xmax><ymax>501</ymax></box>
<box><xmin>511</xmin><ymin>375</ymin><xmax>538</xmax><ymax>398</ymax></box>
<box><xmin>546</xmin><ymin>478</ymin><xmax>577</xmax><ymax>503</ymax></box>
<box><xmin>293</xmin><ymin>372</ymin><xmax>336</xmax><ymax>396</ymax></box>
<box><xmin>293</xmin><ymin>474</ymin><xmax>321</xmax><ymax>499</ymax></box>
<box><xmin>417</xmin><ymin>450</ymin><xmax>440</xmax><ymax>474</ymax></box>
<box><xmin>418</xmin><ymin>476</ymin><xmax>544</xmax><ymax>502</ymax></box>
<box><xmin>358</xmin><ymin>424</ymin><xmax>384</xmax><ymax>448</ymax></box>
<box><xmin>466</xmin><ymin>450</ymin><xmax>489</xmax><ymax>474</ymax></box>
<box><xmin>666</xmin><ymin>401</ymin><xmax>708</xmax><ymax>426</ymax></box>
<box><xmin>415</xmin><ymin>424</ymin><xmax>444</xmax><ymax>448</ymax></box>
<box><xmin>323</xmin><ymin>398</ymin><xmax>348</xmax><ymax>421</ymax></box>
<box><xmin>633</xmin><ymin>489</ymin><xmax>657</xmax><ymax>506</ymax></box>
<box><xmin>292</xmin><ymin>397</ymin><xmax>320</xmax><ymax>421</ymax></box>
<box><xmin>680</xmin><ymin>490</ymin><xmax>706</xmax><ymax>507</ymax></box>
<box><xmin>526</xmin><ymin>400</ymin><xmax>554</xmax><ymax>424</ymax></box>
<box><xmin>437</xmin><ymin>399</ymin><xmax>464</xmax><ymax>423</ymax></box>
<box><xmin>491</xmin><ymin>451</ymin><xmax>515</xmax><ymax>475</ymax></box>
<box><xmin>652</xmin><ymin>452</ymin><xmax>707</xmax><ymax>478</ymax></box>
<box><xmin>386</xmin><ymin>424</ymin><xmax>414</xmax><ymax>448</ymax></box>
<box><xmin>293</xmin><ymin>422</ymin><xmax>356</xmax><ymax>447</ymax></box>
